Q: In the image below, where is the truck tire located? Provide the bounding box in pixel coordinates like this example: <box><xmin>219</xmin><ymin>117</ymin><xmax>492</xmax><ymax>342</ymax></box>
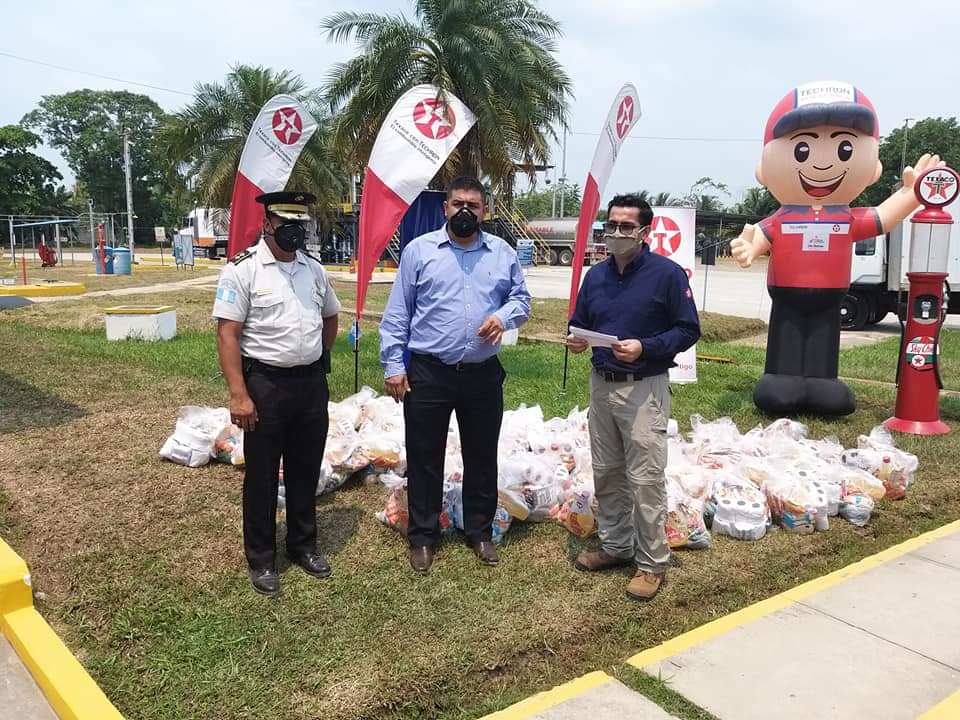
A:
<box><xmin>866</xmin><ymin>298</ymin><xmax>887</xmax><ymax>326</ymax></box>
<box><xmin>558</xmin><ymin>248</ymin><xmax>574</xmax><ymax>266</ymax></box>
<box><xmin>840</xmin><ymin>292</ymin><xmax>868</xmax><ymax>331</ymax></box>
<box><xmin>547</xmin><ymin>248</ymin><xmax>559</xmax><ymax>266</ymax></box>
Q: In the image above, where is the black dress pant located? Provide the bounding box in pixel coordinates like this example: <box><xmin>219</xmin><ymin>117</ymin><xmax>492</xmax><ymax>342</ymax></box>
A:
<box><xmin>242</xmin><ymin>361</ymin><xmax>329</xmax><ymax>570</ymax></box>
<box><xmin>404</xmin><ymin>353</ymin><xmax>505</xmax><ymax>547</ymax></box>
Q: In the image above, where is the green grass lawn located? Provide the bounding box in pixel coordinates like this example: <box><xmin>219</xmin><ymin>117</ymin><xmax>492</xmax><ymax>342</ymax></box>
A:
<box><xmin>0</xmin><ymin>317</ymin><xmax>958</xmax><ymax>720</ymax></box>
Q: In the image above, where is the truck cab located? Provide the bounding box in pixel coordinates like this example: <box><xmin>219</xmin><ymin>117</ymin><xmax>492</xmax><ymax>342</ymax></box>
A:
<box><xmin>845</xmin><ymin>214</ymin><xmax>959</xmax><ymax>329</ymax></box>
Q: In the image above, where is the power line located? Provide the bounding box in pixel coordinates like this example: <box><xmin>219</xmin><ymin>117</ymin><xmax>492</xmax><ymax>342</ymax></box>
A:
<box><xmin>568</xmin><ymin>130</ymin><xmax>756</xmax><ymax>143</ymax></box>
<box><xmin>0</xmin><ymin>50</ymin><xmax>193</xmax><ymax>97</ymax></box>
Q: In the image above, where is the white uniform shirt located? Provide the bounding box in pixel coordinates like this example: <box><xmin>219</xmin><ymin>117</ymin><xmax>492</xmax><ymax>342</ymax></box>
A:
<box><xmin>212</xmin><ymin>241</ymin><xmax>341</xmax><ymax>368</ymax></box>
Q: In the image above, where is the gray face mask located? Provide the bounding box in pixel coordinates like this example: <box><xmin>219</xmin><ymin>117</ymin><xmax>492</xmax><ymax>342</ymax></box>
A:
<box><xmin>604</xmin><ymin>232</ymin><xmax>641</xmax><ymax>258</ymax></box>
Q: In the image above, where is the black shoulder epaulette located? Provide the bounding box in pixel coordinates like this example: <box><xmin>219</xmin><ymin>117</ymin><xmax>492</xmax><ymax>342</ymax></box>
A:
<box><xmin>230</xmin><ymin>249</ymin><xmax>254</xmax><ymax>265</ymax></box>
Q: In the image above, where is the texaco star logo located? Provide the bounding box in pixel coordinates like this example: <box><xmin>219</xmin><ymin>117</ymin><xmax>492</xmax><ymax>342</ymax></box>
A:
<box><xmin>272</xmin><ymin>107</ymin><xmax>303</xmax><ymax>145</ymax></box>
<box><xmin>413</xmin><ymin>98</ymin><xmax>456</xmax><ymax>140</ymax></box>
<box><xmin>615</xmin><ymin>96</ymin><xmax>634</xmax><ymax>139</ymax></box>
<box><xmin>918</xmin><ymin>167</ymin><xmax>959</xmax><ymax>208</ymax></box>
<box><xmin>648</xmin><ymin>215</ymin><xmax>682</xmax><ymax>257</ymax></box>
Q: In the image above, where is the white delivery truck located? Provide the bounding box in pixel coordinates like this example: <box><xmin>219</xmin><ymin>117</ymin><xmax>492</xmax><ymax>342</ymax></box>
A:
<box><xmin>845</xmin><ymin>214</ymin><xmax>959</xmax><ymax>329</ymax></box>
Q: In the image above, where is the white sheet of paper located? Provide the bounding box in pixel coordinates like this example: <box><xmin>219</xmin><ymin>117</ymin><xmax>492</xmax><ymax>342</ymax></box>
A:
<box><xmin>569</xmin><ymin>326</ymin><xmax>619</xmax><ymax>348</ymax></box>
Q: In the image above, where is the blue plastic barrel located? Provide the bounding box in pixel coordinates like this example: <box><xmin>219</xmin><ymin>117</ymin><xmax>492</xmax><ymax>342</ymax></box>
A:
<box><xmin>92</xmin><ymin>247</ymin><xmax>116</xmax><ymax>274</ymax></box>
<box><xmin>113</xmin><ymin>247</ymin><xmax>131</xmax><ymax>275</ymax></box>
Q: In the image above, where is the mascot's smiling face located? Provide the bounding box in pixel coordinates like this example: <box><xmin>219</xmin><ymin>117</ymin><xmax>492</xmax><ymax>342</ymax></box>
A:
<box><xmin>757</xmin><ymin>124</ymin><xmax>882</xmax><ymax>206</ymax></box>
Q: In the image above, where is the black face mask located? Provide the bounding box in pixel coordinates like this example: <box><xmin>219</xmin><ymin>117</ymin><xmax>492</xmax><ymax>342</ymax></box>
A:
<box><xmin>449</xmin><ymin>207</ymin><xmax>480</xmax><ymax>239</ymax></box>
<box><xmin>272</xmin><ymin>221</ymin><xmax>306</xmax><ymax>253</ymax></box>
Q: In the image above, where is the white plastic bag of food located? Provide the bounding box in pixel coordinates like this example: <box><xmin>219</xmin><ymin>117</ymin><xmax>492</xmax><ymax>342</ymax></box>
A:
<box><xmin>556</xmin><ymin>486</ymin><xmax>596</xmax><ymax>537</ymax></box>
<box><xmin>665</xmin><ymin>481</ymin><xmax>711</xmax><ymax>549</ymax></box>
<box><xmin>213</xmin><ymin>425</ymin><xmax>244</xmax><ymax>466</ymax></box>
<box><xmin>159</xmin><ymin>406</ymin><xmax>232</xmax><ymax>467</ymax></box>
<box><xmin>840</xmin><ymin>494</ymin><xmax>875</xmax><ymax>527</ymax></box>
<box><xmin>712</xmin><ymin>476</ymin><xmax>769</xmax><ymax>541</ymax></box>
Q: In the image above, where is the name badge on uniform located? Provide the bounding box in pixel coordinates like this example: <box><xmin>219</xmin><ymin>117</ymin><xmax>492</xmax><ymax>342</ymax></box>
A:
<box><xmin>255</xmin><ymin>288</ymin><xmax>274</xmax><ymax>297</ymax></box>
<box><xmin>782</xmin><ymin>222</ymin><xmax>850</xmax><ymax>252</ymax></box>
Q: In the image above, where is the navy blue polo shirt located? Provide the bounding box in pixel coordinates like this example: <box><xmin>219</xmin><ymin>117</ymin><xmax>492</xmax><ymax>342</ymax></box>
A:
<box><xmin>570</xmin><ymin>244</ymin><xmax>701</xmax><ymax>375</ymax></box>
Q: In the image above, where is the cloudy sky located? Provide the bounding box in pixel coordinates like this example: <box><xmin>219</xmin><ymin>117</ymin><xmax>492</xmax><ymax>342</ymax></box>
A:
<box><xmin>3</xmin><ymin>0</ymin><xmax>959</xmax><ymax>210</ymax></box>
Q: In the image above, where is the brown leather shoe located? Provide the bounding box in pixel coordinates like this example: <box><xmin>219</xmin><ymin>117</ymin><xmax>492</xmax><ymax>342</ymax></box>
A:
<box><xmin>409</xmin><ymin>545</ymin><xmax>435</xmax><ymax>575</ymax></box>
<box><xmin>575</xmin><ymin>549</ymin><xmax>632</xmax><ymax>572</ymax></box>
<box><xmin>470</xmin><ymin>541</ymin><xmax>499</xmax><ymax>566</ymax></box>
<box><xmin>625</xmin><ymin>570</ymin><xmax>665</xmax><ymax>601</ymax></box>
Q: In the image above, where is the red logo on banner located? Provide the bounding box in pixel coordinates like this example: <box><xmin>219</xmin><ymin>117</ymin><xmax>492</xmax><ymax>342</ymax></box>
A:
<box><xmin>648</xmin><ymin>215</ymin><xmax>682</xmax><ymax>257</ymax></box>
<box><xmin>615</xmin><ymin>96</ymin><xmax>634</xmax><ymax>139</ymax></box>
<box><xmin>272</xmin><ymin>107</ymin><xmax>303</xmax><ymax>145</ymax></box>
<box><xmin>413</xmin><ymin>99</ymin><xmax>456</xmax><ymax>139</ymax></box>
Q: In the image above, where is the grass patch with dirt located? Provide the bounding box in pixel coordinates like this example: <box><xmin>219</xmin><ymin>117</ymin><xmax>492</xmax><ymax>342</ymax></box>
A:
<box><xmin>0</xmin><ymin>310</ymin><xmax>958</xmax><ymax>720</ymax></box>
<box><xmin>0</xmin><ymin>260</ymin><xmax>219</xmax><ymax>293</ymax></box>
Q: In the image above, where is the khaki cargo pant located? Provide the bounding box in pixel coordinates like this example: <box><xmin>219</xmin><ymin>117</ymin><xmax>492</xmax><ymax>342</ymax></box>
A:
<box><xmin>588</xmin><ymin>371</ymin><xmax>671</xmax><ymax>574</ymax></box>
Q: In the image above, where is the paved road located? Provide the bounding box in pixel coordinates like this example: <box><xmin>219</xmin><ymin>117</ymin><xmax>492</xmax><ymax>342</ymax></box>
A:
<box><xmin>522</xmin><ymin>263</ymin><xmax>960</xmax><ymax>330</ymax></box>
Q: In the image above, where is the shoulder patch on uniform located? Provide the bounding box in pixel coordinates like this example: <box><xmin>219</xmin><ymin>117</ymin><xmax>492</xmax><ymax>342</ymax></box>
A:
<box><xmin>230</xmin><ymin>249</ymin><xmax>254</xmax><ymax>265</ymax></box>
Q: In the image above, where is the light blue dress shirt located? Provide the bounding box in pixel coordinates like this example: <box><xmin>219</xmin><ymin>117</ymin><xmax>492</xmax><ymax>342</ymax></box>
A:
<box><xmin>379</xmin><ymin>226</ymin><xmax>532</xmax><ymax>377</ymax></box>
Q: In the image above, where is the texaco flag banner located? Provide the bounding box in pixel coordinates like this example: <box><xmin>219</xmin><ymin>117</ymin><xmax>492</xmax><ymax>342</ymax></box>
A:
<box><xmin>567</xmin><ymin>83</ymin><xmax>641</xmax><ymax>319</ymax></box>
<box><xmin>650</xmin><ymin>206</ymin><xmax>698</xmax><ymax>384</ymax></box>
<box><xmin>356</xmin><ymin>84</ymin><xmax>476</xmax><ymax>316</ymax></box>
<box><xmin>226</xmin><ymin>95</ymin><xmax>319</xmax><ymax>257</ymax></box>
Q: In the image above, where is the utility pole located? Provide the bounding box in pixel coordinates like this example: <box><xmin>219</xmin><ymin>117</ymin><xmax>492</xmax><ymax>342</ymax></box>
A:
<box><xmin>900</xmin><ymin>118</ymin><xmax>915</xmax><ymax>179</ymax></box>
<box><xmin>88</xmin><ymin>199</ymin><xmax>95</xmax><ymax>255</ymax></box>
<box><xmin>54</xmin><ymin>218</ymin><xmax>62</xmax><ymax>265</ymax></box>
<box><xmin>558</xmin><ymin>128</ymin><xmax>568</xmax><ymax>218</ymax></box>
<box><xmin>7</xmin><ymin>216</ymin><xmax>14</xmax><ymax>264</ymax></box>
<box><xmin>123</xmin><ymin>132</ymin><xmax>135</xmax><ymax>261</ymax></box>
<box><xmin>551</xmin><ymin>164</ymin><xmax>557</xmax><ymax>217</ymax></box>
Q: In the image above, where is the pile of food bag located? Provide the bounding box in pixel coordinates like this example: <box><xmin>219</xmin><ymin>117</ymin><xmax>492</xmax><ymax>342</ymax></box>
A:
<box><xmin>161</xmin><ymin>388</ymin><xmax>920</xmax><ymax>547</ymax></box>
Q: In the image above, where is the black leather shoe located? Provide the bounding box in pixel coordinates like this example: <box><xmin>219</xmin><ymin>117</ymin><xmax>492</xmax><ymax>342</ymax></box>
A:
<box><xmin>288</xmin><ymin>552</ymin><xmax>332</xmax><ymax>579</ymax></box>
<box><xmin>249</xmin><ymin>567</ymin><xmax>280</xmax><ymax>597</ymax></box>
<box><xmin>409</xmin><ymin>545</ymin><xmax>435</xmax><ymax>575</ymax></box>
<box><xmin>470</xmin><ymin>540</ymin><xmax>499</xmax><ymax>566</ymax></box>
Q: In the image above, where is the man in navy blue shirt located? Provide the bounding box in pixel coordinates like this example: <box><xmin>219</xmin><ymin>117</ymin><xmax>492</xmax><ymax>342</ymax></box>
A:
<box><xmin>567</xmin><ymin>194</ymin><xmax>699</xmax><ymax>601</ymax></box>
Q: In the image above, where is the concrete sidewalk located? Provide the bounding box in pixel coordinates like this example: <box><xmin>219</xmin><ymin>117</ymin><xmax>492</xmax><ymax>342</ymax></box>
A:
<box><xmin>634</xmin><ymin>523</ymin><xmax>960</xmax><ymax>719</ymax></box>
<box><xmin>0</xmin><ymin>636</ymin><xmax>56</xmax><ymax>720</ymax></box>
<box><xmin>483</xmin><ymin>520</ymin><xmax>960</xmax><ymax>720</ymax></box>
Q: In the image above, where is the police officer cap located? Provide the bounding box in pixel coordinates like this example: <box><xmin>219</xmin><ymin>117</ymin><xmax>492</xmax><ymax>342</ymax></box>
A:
<box><xmin>255</xmin><ymin>191</ymin><xmax>316</xmax><ymax>221</ymax></box>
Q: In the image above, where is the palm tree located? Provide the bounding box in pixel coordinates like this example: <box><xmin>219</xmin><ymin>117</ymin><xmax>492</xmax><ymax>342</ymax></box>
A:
<box><xmin>321</xmin><ymin>0</ymin><xmax>572</xmax><ymax>192</ymax></box>
<box><xmin>634</xmin><ymin>190</ymin><xmax>680</xmax><ymax>207</ymax></box>
<box><xmin>735</xmin><ymin>186</ymin><xmax>779</xmax><ymax>217</ymax></box>
<box><xmin>682</xmin><ymin>176</ymin><xmax>731</xmax><ymax>212</ymax></box>
<box><xmin>160</xmin><ymin>65</ymin><xmax>346</xmax><ymax>216</ymax></box>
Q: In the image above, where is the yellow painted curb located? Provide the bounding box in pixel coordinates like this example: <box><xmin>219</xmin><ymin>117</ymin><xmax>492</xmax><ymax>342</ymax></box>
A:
<box><xmin>478</xmin><ymin>672</ymin><xmax>612</xmax><ymax>720</ymax></box>
<box><xmin>627</xmin><ymin>518</ymin><xmax>960</xmax><ymax>670</ymax></box>
<box><xmin>919</xmin><ymin>688</ymin><xmax>960</xmax><ymax>719</ymax></box>
<box><xmin>0</xmin><ymin>281</ymin><xmax>86</xmax><ymax>297</ymax></box>
<box><xmin>0</xmin><ymin>539</ymin><xmax>124</xmax><ymax>719</ymax></box>
<box><xmin>104</xmin><ymin>305</ymin><xmax>175</xmax><ymax>315</ymax></box>
<box><xmin>0</xmin><ymin>539</ymin><xmax>32</xmax><ymax>615</ymax></box>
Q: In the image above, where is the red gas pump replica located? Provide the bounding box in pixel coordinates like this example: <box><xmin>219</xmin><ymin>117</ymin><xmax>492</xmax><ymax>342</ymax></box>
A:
<box><xmin>884</xmin><ymin>166</ymin><xmax>959</xmax><ymax>436</ymax></box>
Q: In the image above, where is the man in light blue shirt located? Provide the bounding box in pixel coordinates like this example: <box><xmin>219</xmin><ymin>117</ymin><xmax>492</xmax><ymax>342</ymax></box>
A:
<box><xmin>380</xmin><ymin>176</ymin><xmax>531</xmax><ymax>574</ymax></box>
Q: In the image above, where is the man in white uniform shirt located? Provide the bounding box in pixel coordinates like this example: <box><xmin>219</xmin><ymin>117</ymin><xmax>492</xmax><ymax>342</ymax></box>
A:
<box><xmin>212</xmin><ymin>191</ymin><xmax>340</xmax><ymax>597</ymax></box>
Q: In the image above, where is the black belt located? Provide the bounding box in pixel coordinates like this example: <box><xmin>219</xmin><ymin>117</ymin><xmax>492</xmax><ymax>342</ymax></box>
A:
<box><xmin>412</xmin><ymin>352</ymin><xmax>497</xmax><ymax>372</ymax></box>
<box><xmin>243</xmin><ymin>357</ymin><xmax>325</xmax><ymax>377</ymax></box>
<box><xmin>593</xmin><ymin>367</ymin><xmax>646</xmax><ymax>383</ymax></box>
